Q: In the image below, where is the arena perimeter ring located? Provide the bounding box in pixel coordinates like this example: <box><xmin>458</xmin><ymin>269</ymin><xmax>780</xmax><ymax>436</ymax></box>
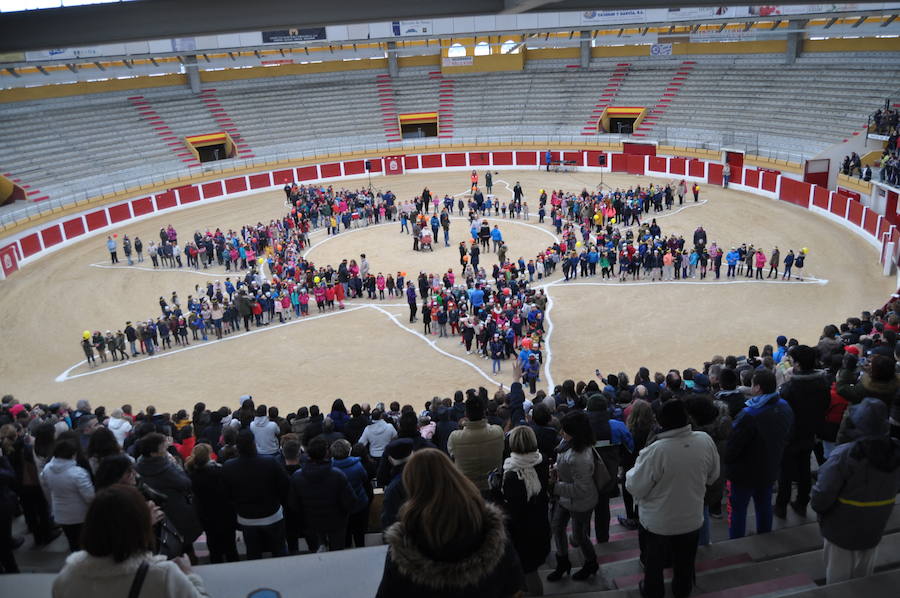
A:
<box><xmin>0</xmin><ymin>169</ymin><xmax>892</xmax><ymax>414</ymax></box>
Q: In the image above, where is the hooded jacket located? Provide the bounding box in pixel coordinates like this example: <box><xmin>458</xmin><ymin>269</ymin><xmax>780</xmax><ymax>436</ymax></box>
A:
<box><xmin>811</xmin><ymin>398</ymin><xmax>900</xmax><ymax>550</ymax></box>
<box><xmin>358</xmin><ymin>419</ymin><xmax>398</xmax><ymax>457</ymax></box>
<box><xmin>626</xmin><ymin>424</ymin><xmax>720</xmax><ymax>536</ymax></box>
<box><xmin>376</xmin><ymin>502</ymin><xmax>524</xmax><ymax>598</ymax></box>
<box><xmin>332</xmin><ymin>456</ymin><xmax>370</xmax><ymax>514</ymax></box>
<box><xmin>106</xmin><ymin>417</ymin><xmax>132</xmax><ymax>447</ymax></box>
<box><xmin>52</xmin><ymin>552</ymin><xmax>208</xmax><ymax>598</ymax></box>
<box><xmin>39</xmin><ymin>457</ymin><xmax>94</xmax><ymax>525</ymax></box>
<box><xmin>250</xmin><ymin>415</ymin><xmax>280</xmax><ymax>455</ymax></box>
<box><xmin>724</xmin><ymin>393</ymin><xmax>794</xmax><ymax>487</ymax></box>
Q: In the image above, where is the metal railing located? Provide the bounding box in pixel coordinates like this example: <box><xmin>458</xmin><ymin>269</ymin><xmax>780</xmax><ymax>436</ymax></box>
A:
<box><xmin>0</xmin><ymin>131</ymin><xmax>814</xmax><ymax>229</ymax></box>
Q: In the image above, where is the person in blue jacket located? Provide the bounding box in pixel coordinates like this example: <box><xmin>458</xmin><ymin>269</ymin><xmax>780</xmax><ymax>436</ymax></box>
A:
<box><xmin>725</xmin><ymin>248</ymin><xmax>740</xmax><ymax>278</ymax></box>
<box><xmin>490</xmin><ymin>225</ymin><xmax>503</xmax><ymax>253</ymax></box>
<box><xmin>330</xmin><ymin>439</ymin><xmax>372</xmax><ymax>548</ymax></box>
<box><xmin>782</xmin><ymin>249</ymin><xmax>795</xmax><ymax>280</ymax></box>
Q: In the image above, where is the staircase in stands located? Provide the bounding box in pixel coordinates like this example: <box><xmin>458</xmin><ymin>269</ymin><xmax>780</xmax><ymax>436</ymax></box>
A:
<box><xmin>581</xmin><ymin>63</ymin><xmax>631</xmax><ymax>136</ymax></box>
<box><xmin>127</xmin><ymin>95</ymin><xmax>201</xmax><ymax>168</ymax></box>
<box><xmin>375</xmin><ymin>74</ymin><xmax>401</xmax><ymax>143</ymax></box>
<box><xmin>633</xmin><ymin>60</ymin><xmax>696</xmax><ymax>138</ymax></box>
<box><xmin>431</xmin><ymin>70</ymin><xmax>455</xmax><ymax>138</ymax></box>
<box><xmin>197</xmin><ymin>89</ymin><xmax>255</xmax><ymax>160</ymax></box>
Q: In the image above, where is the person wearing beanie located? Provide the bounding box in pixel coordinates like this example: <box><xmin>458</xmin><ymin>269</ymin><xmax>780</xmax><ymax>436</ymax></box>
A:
<box><xmin>774</xmin><ymin>345</ymin><xmax>830</xmax><ymax>519</ymax></box>
<box><xmin>626</xmin><ymin>399</ymin><xmax>719</xmax><ymax>598</ymax></box>
<box><xmin>447</xmin><ymin>397</ymin><xmax>504</xmax><ymax>492</ymax></box>
<box><xmin>811</xmin><ymin>398</ymin><xmax>900</xmax><ymax>584</ymax></box>
<box><xmin>724</xmin><ymin>369</ymin><xmax>794</xmax><ymax>539</ymax></box>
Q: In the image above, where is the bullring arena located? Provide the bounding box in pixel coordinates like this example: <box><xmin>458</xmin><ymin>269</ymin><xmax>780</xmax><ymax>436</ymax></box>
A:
<box><xmin>0</xmin><ymin>167</ymin><xmax>895</xmax><ymax>414</ymax></box>
<box><xmin>3</xmin><ymin>3</ymin><xmax>900</xmax><ymax>596</ymax></box>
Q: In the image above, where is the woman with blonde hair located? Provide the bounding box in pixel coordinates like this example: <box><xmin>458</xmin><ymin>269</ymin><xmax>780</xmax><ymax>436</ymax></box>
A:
<box><xmin>500</xmin><ymin>426</ymin><xmax>551</xmax><ymax>595</ymax></box>
<box><xmin>376</xmin><ymin>448</ymin><xmax>524</xmax><ymax>597</ymax></box>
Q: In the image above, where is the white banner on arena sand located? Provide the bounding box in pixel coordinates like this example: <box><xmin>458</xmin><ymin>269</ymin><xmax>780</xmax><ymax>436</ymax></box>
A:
<box><xmin>442</xmin><ymin>56</ymin><xmax>474</xmax><ymax>67</ymax></box>
<box><xmin>650</xmin><ymin>43</ymin><xmax>673</xmax><ymax>56</ymax></box>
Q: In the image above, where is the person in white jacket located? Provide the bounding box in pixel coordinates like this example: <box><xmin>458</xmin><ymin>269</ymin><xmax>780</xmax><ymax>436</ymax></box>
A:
<box><xmin>40</xmin><ymin>437</ymin><xmax>95</xmax><ymax>552</ymax></box>
<box><xmin>626</xmin><ymin>400</ymin><xmax>719</xmax><ymax>598</ymax></box>
<box><xmin>52</xmin><ymin>484</ymin><xmax>209</xmax><ymax>598</ymax></box>
<box><xmin>250</xmin><ymin>404</ymin><xmax>280</xmax><ymax>457</ymax></box>
<box><xmin>106</xmin><ymin>408</ymin><xmax>132</xmax><ymax>447</ymax></box>
<box><xmin>358</xmin><ymin>410</ymin><xmax>398</xmax><ymax>460</ymax></box>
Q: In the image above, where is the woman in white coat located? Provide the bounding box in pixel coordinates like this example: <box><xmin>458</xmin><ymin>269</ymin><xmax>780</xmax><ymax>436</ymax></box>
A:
<box><xmin>40</xmin><ymin>436</ymin><xmax>95</xmax><ymax>551</ymax></box>
<box><xmin>52</xmin><ymin>484</ymin><xmax>209</xmax><ymax>598</ymax></box>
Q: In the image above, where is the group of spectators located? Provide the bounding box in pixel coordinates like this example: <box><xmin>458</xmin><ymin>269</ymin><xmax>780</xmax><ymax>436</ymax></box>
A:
<box><xmin>13</xmin><ymin>298</ymin><xmax>900</xmax><ymax>597</ymax></box>
<box><xmin>868</xmin><ymin>107</ymin><xmax>900</xmax><ymax>188</ymax></box>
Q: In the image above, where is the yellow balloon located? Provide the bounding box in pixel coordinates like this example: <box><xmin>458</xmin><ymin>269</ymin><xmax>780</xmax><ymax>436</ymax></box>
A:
<box><xmin>610</xmin><ymin>218</ymin><xmax>616</xmax><ymax>224</ymax></box>
<box><xmin>83</xmin><ymin>330</ymin><xmax>91</xmax><ymax>339</ymax></box>
<box><xmin>257</xmin><ymin>257</ymin><xmax>265</xmax><ymax>265</ymax></box>
<box><xmin>576</xmin><ymin>241</ymin><xmax>583</xmax><ymax>248</ymax></box>
<box><xmin>314</xmin><ymin>276</ymin><xmax>321</xmax><ymax>284</ymax></box>
<box><xmin>801</xmin><ymin>247</ymin><xmax>809</xmax><ymax>254</ymax></box>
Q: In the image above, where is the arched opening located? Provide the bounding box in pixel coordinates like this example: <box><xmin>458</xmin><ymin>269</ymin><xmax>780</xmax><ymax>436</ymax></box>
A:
<box><xmin>447</xmin><ymin>43</ymin><xmax>466</xmax><ymax>58</ymax></box>
<box><xmin>474</xmin><ymin>41</ymin><xmax>491</xmax><ymax>56</ymax></box>
<box><xmin>501</xmin><ymin>40</ymin><xmax>519</xmax><ymax>54</ymax></box>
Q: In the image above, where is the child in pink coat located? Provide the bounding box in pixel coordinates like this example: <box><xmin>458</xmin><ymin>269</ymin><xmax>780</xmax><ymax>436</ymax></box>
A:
<box><xmin>376</xmin><ymin>274</ymin><xmax>386</xmax><ymax>300</ymax></box>
<box><xmin>754</xmin><ymin>248</ymin><xmax>767</xmax><ymax>280</ymax></box>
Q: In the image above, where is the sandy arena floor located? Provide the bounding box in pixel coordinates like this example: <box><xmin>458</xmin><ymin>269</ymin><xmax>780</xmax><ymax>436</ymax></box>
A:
<box><xmin>0</xmin><ymin>169</ymin><xmax>893</xmax><ymax>415</ymax></box>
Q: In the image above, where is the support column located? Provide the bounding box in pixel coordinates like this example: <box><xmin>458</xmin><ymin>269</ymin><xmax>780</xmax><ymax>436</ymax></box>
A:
<box><xmin>785</xmin><ymin>20</ymin><xmax>806</xmax><ymax>65</ymax></box>
<box><xmin>387</xmin><ymin>41</ymin><xmax>398</xmax><ymax>78</ymax></box>
<box><xmin>580</xmin><ymin>30</ymin><xmax>591</xmax><ymax>68</ymax></box>
<box><xmin>184</xmin><ymin>54</ymin><xmax>200</xmax><ymax>93</ymax></box>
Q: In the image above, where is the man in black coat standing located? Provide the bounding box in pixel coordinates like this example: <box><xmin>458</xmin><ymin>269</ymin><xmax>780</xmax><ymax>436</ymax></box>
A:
<box><xmin>290</xmin><ymin>436</ymin><xmax>356</xmax><ymax>551</ymax></box>
<box><xmin>222</xmin><ymin>430</ymin><xmax>290</xmax><ymax>559</ymax></box>
<box><xmin>774</xmin><ymin>345</ymin><xmax>830</xmax><ymax>518</ymax></box>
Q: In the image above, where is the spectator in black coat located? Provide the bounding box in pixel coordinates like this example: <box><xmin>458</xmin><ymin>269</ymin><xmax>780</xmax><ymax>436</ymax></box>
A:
<box><xmin>380</xmin><ymin>438</ymin><xmax>414</xmax><ymax>530</ymax></box>
<box><xmin>290</xmin><ymin>436</ymin><xmax>356</xmax><ymax>551</ymax></box>
<box><xmin>222</xmin><ymin>430</ymin><xmax>290</xmax><ymax>559</ymax></box>
<box><xmin>528</xmin><ymin>404</ymin><xmax>559</xmax><ymax>465</ymax></box>
<box><xmin>302</xmin><ymin>405</ymin><xmax>324</xmax><ymax>447</ymax></box>
<box><xmin>185</xmin><ymin>443</ymin><xmax>237</xmax><ymax>563</ymax></box>
<box><xmin>376</xmin><ymin>411</ymin><xmax>435</xmax><ymax>487</ymax></box>
<box><xmin>134</xmin><ymin>433</ymin><xmax>202</xmax><ymax>560</ymax></box>
<box><xmin>432</xmin><ymin>406</ymin><xmax>458</xmax><ymax>454</ymax></box>
<box><xmin>498</xmin><ymin>426</ymin><xmax>550</xmax><ymax>596</ymax></box>
<box><xmin>724</xmin><ymin>370</ymin><xmax>794</xmax><ymax>539</ymax></box>
<box><xmin>774</xmin><ymin>345</ymin><xmax>831</xmax><ymax>519</ymax></box>
<box><xmin>344</xmin><ymin>404</ymin><xmax>369</xmax><ymax>446</ymax></box>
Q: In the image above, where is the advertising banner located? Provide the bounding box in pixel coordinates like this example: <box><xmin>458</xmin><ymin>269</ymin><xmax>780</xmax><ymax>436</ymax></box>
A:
<box><xmin>442</xmin><ymin>56</ymin><xmax>474</xmax><ymax>67</ymax></box>
<box><xmin>392</xmin><ymin>20</ymin><xmax>433</xmax><ymax>36</ymax></box>
<box><xmin>0</xmin><ymin>244</ymin><xmax>18</xmax><ymax>279</ymax></box>
<box><xmin>384</xmin><ymin>156</ymin><xmax>404</xmax><ymax>175</ymax></box>
<box><xmin>261</xmin><ymin>28</ymin><xmax>326</xmax><ymax>44</ymax></box>
<box><xmin>650</xmin><ymin>43</ymin><xmax>673</xmax><ymax>56</ymax></box>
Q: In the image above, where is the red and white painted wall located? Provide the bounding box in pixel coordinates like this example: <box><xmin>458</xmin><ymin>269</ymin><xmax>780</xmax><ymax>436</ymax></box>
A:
<box><xmin>1</xmin><ymin>148</ymin><xmax>897</xmax><ymax>279</ymax></box>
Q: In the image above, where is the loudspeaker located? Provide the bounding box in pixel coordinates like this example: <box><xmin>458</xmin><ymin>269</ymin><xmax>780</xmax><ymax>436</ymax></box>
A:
<box><xmin>598</xmin><ymin>154</ymin><xmax>607</xmax><ymax>167</ymax></box>
<box><xmin>365</xmin><ymin>160</ymin><xmax>372</xmax><ymax>171</ymax></box>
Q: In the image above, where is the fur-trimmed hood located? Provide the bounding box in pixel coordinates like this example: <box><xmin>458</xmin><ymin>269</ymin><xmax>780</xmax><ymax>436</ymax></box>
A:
<box><xmin>383</xmin><ymin>502</ymin><xmax>508</xmax><ymax>590</ymax></box>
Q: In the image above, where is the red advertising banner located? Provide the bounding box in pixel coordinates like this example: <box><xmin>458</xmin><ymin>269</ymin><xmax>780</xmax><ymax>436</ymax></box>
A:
<box><xmin>0</xmin><ymin>244</ymin><xmax>18</xmax><ymax>278</ymax></box>
<box><xmin>384</xmin><ymin>156</ymin><xmax>404</xmax><ymax>175</ymax></box>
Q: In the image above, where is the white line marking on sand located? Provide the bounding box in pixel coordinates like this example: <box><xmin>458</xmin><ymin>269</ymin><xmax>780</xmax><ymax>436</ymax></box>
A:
<box><xmin>56</xmin><ymin>306</ymin><xmax>366</xmax><ymax>382</ymax></box>
<box><xmin>366</xmin><ymin>304</ymin><xmax>508</xmax><ymax>391</ymax></box>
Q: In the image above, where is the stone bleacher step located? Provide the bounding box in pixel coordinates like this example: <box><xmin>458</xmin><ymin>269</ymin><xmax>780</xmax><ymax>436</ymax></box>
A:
<box><xmin>614</xmin><ymin>553</ymin><xmax>754</xmax><ymax>589</ymax></box>
<box><xmin>692</xmin><ymin>574</ymin><xmax>816</xmax><ymax>598</ymax></box>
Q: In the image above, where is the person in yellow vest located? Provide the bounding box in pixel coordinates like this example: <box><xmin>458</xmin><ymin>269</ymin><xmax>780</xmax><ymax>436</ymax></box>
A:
<box><xmin>692</xmin><ymin>183</ymin><xmax>701</xmax><ymax>202</ymax></box>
